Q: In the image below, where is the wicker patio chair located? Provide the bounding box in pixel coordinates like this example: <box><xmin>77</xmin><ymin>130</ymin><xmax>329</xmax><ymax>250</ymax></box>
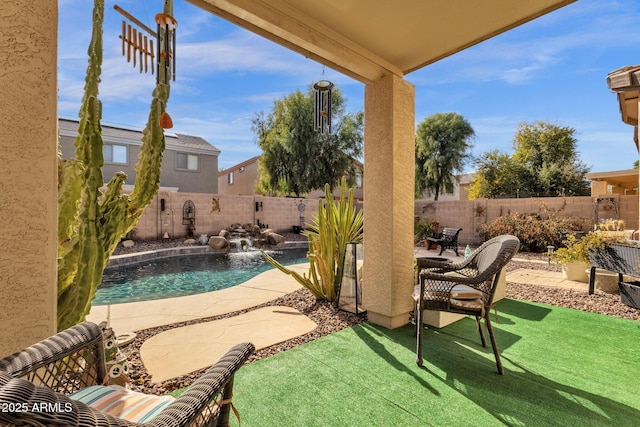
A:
<box><xmin>414</xmin><ymin>235</ymin><xmax>520</xmax><ymax>374</ymax></box>
<box><xmin>0</xmin><ymin>322</ymin><xmax>254</xmax><ymax>426</ymax></box>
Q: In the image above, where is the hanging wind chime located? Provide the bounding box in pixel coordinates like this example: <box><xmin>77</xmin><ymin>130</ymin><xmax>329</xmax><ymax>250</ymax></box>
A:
<box><xmin>114</xmin><ymin>2</ymin><xmax>177</xmax><ymax>128</ymax></box>
<box><xmin>313</xmin><ymin>78</ymin><xmax>334</xmax><ymax>134</ymax></box>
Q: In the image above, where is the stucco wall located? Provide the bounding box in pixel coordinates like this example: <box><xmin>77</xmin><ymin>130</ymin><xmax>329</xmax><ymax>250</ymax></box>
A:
<box><xmin>0</xmin><ymin>1</ymin><xmax>58</xmax><ymax>354</ymax></box>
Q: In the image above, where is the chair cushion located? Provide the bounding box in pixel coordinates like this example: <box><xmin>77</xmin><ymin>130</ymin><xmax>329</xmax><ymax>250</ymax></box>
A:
<box><xmin>413</xmin><ymin>284</ymin><xmax>483</xmax><ymax>312</ymax></box>
<box><xmin>450</xmin><ymin>285</ymin><xmax>483</xmax><ymax>300</ymax></box>
<box><xmin>450</xmin><ymin>298</ymin><xmax>483</xmax><ymax>311</ymax></box>
<box><xmin>70</xmin><ymin>385</ymin><xmax>174</xmax><ymax>423</ymax></box>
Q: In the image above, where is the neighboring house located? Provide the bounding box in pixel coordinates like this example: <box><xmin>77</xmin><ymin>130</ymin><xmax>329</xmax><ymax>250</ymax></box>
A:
<box><xmin>417</xmin><ymin>173</ymin><xmax>475</xmax><ymax>201</ymax></box>
<box><xmin>217</xmin><ymin>156</ymin><xmax>261</xmax><ymax>195</ymax></box>
<box><xmin>59</xmin><ymin>118</ymin><xmax>220</xmax><ymax>193</ymax></box>
<box><xmin>218</xmin><ymin>155</ymin><xmax>364</xmax><ymax>200</ymax></box>
<box><xmin>586</xmin><ymin>169</ymin><xmax>639</xmax><ymax>196</ymax></box>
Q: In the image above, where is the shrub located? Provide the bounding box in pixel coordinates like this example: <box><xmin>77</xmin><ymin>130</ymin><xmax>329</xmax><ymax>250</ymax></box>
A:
<box><xmin>479</xmin><ymin>212</ymin><xmax>585</xmax><ymax>252</ymax></box>
<box><xmin>414</xmin><ymin>218</ymin><xmax>437</xmax><ymax>244</ymax></box>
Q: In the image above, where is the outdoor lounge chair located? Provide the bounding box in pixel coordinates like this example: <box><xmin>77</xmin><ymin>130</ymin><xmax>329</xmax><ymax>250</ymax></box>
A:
<box><xmin>426</xmin><ymin>227</ymin><xmax>463</xmax><ymax>256</ymax></box>
<box><xmin>414</xmin><ymin>235</ymin><xmax>520</xmax><ymax>374</ymax></box>
<box><xmin>0</xmin><ymin>322</ymin><xmax>254</xmax><ymax>426</ymax></box>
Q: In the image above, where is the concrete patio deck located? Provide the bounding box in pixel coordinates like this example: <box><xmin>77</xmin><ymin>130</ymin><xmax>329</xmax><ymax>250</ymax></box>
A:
<box><xmin>87</xmin><ymin>246</ymin><xmax>590</xmax><ymax>382</ymax></box>
<box><xmin>86</xmin><ymin>263</ymin><xmax>309</xmax><ymax>332</ymax></box>
<box><xmin>140</xmin><ymin>306</ymin><xmax>317</xmax><ymax>382</ymax></box>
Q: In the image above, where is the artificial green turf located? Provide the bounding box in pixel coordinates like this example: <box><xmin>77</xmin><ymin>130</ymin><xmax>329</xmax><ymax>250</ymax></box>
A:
<box><xmin>228</xmin><ymin>298</ymin><xmax>640</xmax><ymax>426</ymax></box>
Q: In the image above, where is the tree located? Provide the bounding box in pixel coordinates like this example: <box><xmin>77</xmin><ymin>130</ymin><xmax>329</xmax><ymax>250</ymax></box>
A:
<box><xmin>469</xmin><ymin>121</ymin><xmax>590</xmax><ymax>199</ymax></box>
<box><xmin>415</xmin><ymin>113</ymin><xmax>474</xmax><ymax>199</ymax></box>
<box><xmin>468</xmin><ymin>150</ymin><xmax>521</xmax><ymax>199</ymax></box>
<box><xmin>252</xmin><ymin>86</ymin><xmax>363</xmax><ymax>197</ymax></box>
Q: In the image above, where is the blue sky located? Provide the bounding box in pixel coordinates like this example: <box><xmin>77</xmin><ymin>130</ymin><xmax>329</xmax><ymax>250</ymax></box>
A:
<box><xmin>58</xmin><ymin>0</ymin><xmax>640</xmax><ymax>172</ymax></box>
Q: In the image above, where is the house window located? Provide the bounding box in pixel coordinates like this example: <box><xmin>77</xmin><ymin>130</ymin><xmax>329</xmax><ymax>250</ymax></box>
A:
<box><xmin>355</xmin><ymin>173</ymin><xmax>362</xmax><ymax>187</ymax></box>
<box><xmin>103</xmin><ymin>144</ymin><xmax>127</xmax><ymax>164</ymax></box>
<box><xmin>177</xmin><ymin>153</ymin><xmax>198</xmax><ymax>171</ymax></box>
<box><xmin>228</xmin><ymin>171</ymin><xmax>234</xmax><ymax>185</ymax></box>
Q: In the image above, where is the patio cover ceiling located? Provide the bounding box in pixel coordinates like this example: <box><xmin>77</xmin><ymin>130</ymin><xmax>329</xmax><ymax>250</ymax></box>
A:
<box><xmin>607</xmin><ymin>65</ymin><xmax>640</xmax><ymax>150</ymax></box>
<box><xmin>187</xmin><ymin>0</ymin><xmax>576</xmax><ymax>83</ymax></box>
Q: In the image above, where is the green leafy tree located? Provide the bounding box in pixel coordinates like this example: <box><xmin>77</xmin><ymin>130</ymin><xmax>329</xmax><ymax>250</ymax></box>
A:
<box><xmin>468</xmin><ymin>150</ymin><xmax>523</xmax><ymax>199</ymax></box>
<box><xmin>252</xmin><ymin>86</ymin><xmax>363</xmax><ymax>196</ymax></box>
<box><xmin>415</xmin><ymin>112</ymin><xmax>474</xmax><ymax>199</ymax></box>
<box><xmin>512</xmin><ymin>121</ymin><xmax>590</xmax><ymax>196</ymax></box>
<box><xmin>470</xmin><ymin>121</ymin><xmax>590</xmax><ymax>199</ymax></box>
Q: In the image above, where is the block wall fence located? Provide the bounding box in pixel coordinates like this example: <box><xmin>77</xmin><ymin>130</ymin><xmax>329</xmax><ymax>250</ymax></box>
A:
<box><xmin>134</xmin><ymin>191</ymin><xmax>322</xmax><ymax>240</ymax></box>
<box><xmin>415</xmin><ymin>195</ymin><xmax>639</xmax><ymax>246</ymax></box>
<box><xmin>131</xmin><ymin>192</ymin><xmax>639</xmax><ymax>246</ymax></box>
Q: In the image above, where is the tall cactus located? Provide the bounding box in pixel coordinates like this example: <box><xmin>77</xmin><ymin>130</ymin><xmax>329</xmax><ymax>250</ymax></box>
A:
<box><xmin>57</xmin><ymin>0</ymin><xmax>173</xmax><ymax>331</ymax></box>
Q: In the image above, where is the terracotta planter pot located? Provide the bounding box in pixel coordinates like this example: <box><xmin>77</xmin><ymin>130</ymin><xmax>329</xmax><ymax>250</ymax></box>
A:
<box><xmin>561</xmin><ymin>261</ymin><xmax>590</xmax><ymax>282</ymax></box>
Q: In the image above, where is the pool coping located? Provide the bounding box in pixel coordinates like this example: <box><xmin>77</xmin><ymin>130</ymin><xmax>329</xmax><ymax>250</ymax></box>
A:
<box><xmin>87</xmin><ymin>262</ymin><xmax>309</xmax><ymax>332</ymax></box>
<box><xmin>107</xmin><ymin>240</ymin><xmax>308</xmax><ymax>267</ymax></box>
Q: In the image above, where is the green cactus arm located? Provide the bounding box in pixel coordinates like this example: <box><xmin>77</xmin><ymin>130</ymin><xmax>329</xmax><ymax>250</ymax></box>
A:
<box><xmin>58</xmin><ymin>95</ymin><xmax>107</xmax><ymax>331</ymax></box>
<box><xmin>98</xmin><ymin>172</ymin><xmax>132</xmax><ymax>256</ymax></box>
<box><xmin>128</xmin><ymin>83</ymin><xmax>169</xmax><ymax>208</ymax></box>
<box><xmin>57</xmin><ymin>159</ymin><xmax>84</xmax><ymax>247</ymax></box>
<box><xmin>74</xmin><ymin>0</ymin><xmax>103</xmax><ymax>162</ymax></box>
<box><xmin>57</xmin><ymin>159</ymin><xmax>84</xmax><ymax>294</ymax></box>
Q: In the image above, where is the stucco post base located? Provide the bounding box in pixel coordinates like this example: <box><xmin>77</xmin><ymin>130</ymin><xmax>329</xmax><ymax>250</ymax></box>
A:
<box><xmin>362</xmin><ymin>74</ymin><xmax>415</xmax><ymax>329</ymax></box>
<box><xmin>367</xmin><ymin>312</ymin><xmax>411</xmax><ymax>330</ymax></box>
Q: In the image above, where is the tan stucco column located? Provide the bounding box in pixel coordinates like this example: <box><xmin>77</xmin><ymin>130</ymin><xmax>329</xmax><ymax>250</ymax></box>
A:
<box><xmin>0</xmin><ymin>1</ymin><xmax>58</xmax><ymax>353</ymax></box>
<box><xmin>362</xmin><ymin>74</ymin><xmax>415</xmax><ymax>329</ymax></box>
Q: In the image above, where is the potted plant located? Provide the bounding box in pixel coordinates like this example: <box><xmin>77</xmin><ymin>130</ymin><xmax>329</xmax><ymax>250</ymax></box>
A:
<box><xmin>414</xmin><ymin>218</ymin><xmax>437</xmax><ymax>246</ymax></box>
<box><xmin>593</xmin><ymin>219</ymin><xmax>633</xmax><ymax>239</ymax></box>
<box><xmin>551</xmin><ymin>232</ymin><xmax>613</xmax><ymax>282</ymax></box>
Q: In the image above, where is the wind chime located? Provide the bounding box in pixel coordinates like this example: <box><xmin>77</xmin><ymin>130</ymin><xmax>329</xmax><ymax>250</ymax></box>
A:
<box><xmin>313</xmin><ymin>77</ymin><xmax>334</xmax><ymax>134</ymax></box>
<box><xmin>114</xmin><ymin>3</ymin><xmax>177</xmax><ymax>128</ymax></box>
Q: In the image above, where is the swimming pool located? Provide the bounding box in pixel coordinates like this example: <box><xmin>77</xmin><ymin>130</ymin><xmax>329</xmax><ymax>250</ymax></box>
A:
<box><xmin>94</xmin><ymin>248</ymin><xmax>308</xmax><ymax>305</ymax></box>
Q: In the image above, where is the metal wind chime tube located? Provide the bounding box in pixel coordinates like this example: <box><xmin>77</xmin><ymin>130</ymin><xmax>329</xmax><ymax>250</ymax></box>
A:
<box><xmin>313</xmin><ymin>79</ymin><xmax>334</xmax><ymax>134</ymax></box>
<box><xmin>156</xmin><ymin>12</ymin><xmax>177</xmax><ymax>84</ymax></box>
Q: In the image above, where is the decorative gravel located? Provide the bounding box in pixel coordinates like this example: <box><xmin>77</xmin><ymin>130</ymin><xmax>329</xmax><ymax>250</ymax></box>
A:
<box><xmin>111</xmin><ymin>240</ymin><xmax>640</xmax><ymax>395</ymax></box>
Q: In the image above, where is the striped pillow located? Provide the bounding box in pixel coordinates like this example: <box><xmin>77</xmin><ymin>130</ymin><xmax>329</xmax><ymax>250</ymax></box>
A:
<box><xmin>70</xmin><ymin>385</ymin><xmax>174</xmax><ymax>423</ymax></box>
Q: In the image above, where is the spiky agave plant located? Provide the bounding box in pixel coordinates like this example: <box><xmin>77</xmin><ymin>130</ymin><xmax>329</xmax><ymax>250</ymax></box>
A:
<box><xmin>262</xmin><ymin>177</ymin><xmax>363</xmax><ymax>301</ymax></box>
<box><xmin>57</xmin><ymin>0</ymin><xmax>173</xmax><ymax>331</ymax></box>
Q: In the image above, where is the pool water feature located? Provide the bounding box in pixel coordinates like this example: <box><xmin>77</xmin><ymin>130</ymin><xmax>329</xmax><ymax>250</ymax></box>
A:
<box><xmin>95</xmin><ymin>248</ymin><xmax>308</xmax><ymax>305</ymax></box>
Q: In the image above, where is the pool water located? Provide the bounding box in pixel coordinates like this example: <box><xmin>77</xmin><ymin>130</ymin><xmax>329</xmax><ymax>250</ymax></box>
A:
<box><xmin>94</xmin><ymin>248</ymin><xmax>308</xmax><ymax>305</ymax></box>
